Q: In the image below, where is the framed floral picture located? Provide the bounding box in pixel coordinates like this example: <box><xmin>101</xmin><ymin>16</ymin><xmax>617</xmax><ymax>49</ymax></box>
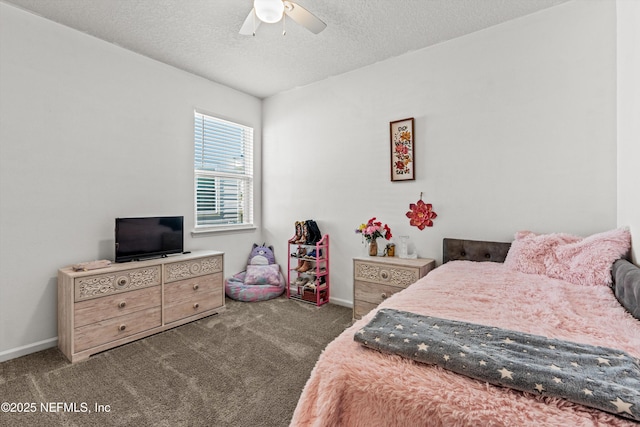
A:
<box><xmin>390</xmin><ymin>117</ymin><xmax>415</xmax><ymax>181</ymax></box>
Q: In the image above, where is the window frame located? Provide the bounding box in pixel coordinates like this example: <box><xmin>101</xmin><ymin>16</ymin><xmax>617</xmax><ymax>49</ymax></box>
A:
<box><xmin>193</xmin><ymin>111</ymin><xmax>254</xmax><ymax>233</ymax></box>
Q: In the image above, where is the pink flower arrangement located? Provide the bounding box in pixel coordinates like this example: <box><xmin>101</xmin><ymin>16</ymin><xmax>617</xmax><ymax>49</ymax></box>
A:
<box><xmin>356</xmin><ymin>217</ymin><xmax>392</xmax><ymax>242</ymax></box>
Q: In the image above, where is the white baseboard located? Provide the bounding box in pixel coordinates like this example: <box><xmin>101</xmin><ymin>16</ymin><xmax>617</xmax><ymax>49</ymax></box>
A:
<box><xmin>0</xmin><ymin>337</ymin><xmax>58</xmax><ymax>363</ymax></box>
<box><xmin>328</xmin><ymin>296</ymin><xmax>353</xmax><ymax>308</ymax></box>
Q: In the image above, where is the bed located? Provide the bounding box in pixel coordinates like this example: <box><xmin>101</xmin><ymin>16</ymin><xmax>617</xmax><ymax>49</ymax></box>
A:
<box><xmin>291</xmin><ymin>230</ymin><xmax>640</xmax><ymax>426</ymax></box>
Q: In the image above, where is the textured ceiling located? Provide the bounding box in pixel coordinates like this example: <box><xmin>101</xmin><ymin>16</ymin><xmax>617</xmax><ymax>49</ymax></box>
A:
<box><xmin>3</xmin><ymin>0</ymin><xmax>571</xmax><ymax>98</ymax></box>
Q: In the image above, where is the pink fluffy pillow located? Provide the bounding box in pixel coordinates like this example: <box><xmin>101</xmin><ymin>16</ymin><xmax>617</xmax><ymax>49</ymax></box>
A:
<box><xmin>544</xmin><ymin>228</ymin><xmax>631</xmax><ymax>287</ymax></box>
<box><xmin>503</xmin><ymin>231</ymin><xmax>581</xmax><ymax>275</ymax></box>
<box><xmin>244</xmin><ymin>264</ymin><xmax>281</xmax><ymax>286</ymax></box>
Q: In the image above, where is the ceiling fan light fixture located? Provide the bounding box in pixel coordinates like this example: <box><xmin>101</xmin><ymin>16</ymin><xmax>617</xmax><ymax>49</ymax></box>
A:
<box><xmin>254</xmin><ymin>0</ymin><xmax>284</xmax><ymax>24</ymax></box>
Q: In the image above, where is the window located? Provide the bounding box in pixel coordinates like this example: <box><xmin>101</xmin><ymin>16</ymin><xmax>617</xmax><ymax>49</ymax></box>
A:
<box><xmin>194</xmin><ymin>112</ymin><xmax>254</xmax><ymax>229</ymax></box>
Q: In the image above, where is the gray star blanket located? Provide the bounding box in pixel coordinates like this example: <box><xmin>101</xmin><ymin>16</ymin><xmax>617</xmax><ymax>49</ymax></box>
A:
<box><xmin>354</xmin><ymin>309</ymin><xmax>640</xmax><ymax>421</ymax></box>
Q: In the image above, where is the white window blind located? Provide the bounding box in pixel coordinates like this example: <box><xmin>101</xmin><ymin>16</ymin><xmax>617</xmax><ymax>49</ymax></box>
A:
<box><xmin>194</xmin><ymin>112</ymin><xmax>254</xmax><ymax>228</ymax></box>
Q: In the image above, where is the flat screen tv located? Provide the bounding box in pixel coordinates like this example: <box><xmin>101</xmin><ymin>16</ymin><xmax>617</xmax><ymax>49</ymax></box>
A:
<box><xmin>115</xmin><ymin>216</ymin><xmax>184</xmax><ymax>262</ymax></box>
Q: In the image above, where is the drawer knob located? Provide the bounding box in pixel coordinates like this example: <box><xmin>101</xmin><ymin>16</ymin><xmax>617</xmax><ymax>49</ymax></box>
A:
<box><xmin>118</xmin><ymin>301</ymin><xmax>126</xmax><ymax>309</ymax></box>
<box><xmin>116</xmin><ymin>276</ymin><xmax>129</xmax><ymax>287</ymax></box>
<box><xmin>118</xmin><ymin>324</ymin><xmax>126</xmax><ymax>332</ymax></box>
<box><xmin>193</xmin><ymin>284</ymin><xmax>199</xmax><ymax>291</ymax></box>
<box><xmin>381</xmin><ymin>292</ymin><xmax>388</xmax><ymax>299</ymax></box>
<box><xmin>380</xmin><ymin>271</ymin><xmax>389</xmax><ymax>280</ymax></box>
<box><xmin>193</xmin><ymin>303</ymin><xmax>200</xmax><ymax>309</ymax></box>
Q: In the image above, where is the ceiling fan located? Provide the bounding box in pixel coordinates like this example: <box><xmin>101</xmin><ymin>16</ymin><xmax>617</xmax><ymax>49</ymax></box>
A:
<box><xmin>239</xmin><ymin>0</ymin><xmax>327</xmax><ymax>36</ymax></box>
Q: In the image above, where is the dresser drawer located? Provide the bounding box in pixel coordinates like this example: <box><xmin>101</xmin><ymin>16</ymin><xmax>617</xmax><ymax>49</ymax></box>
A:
<box><xmin>354</xmin><ymin>280</ymin><xmax>403</xmax><ymax>306</ymax></box>
<box><xmin>354</xmin><ymin>260</ymin><xmax>419</xmax><ymax>288</ymax></box>
<box><xmin>74</xmin><ymin>266</ymin><xmax>161</xmax><ymax>302</ymax></box>
<box><xmin>354</xmin><ymin>280</ymin><xmax>405</xmax><ymax>319</ymax></box>
<box><xmin>164</xmin><ymin>273</ymin><xmax>223</xmax><ymax>324</ymax></box>
<box><xmin>164</xmin><ymin>256</ymin><xmax>223</xmax><ymax>283</ymax></box>
<box><xmin>353</xmin><ymin>300</ymin><xmax>378</xmax><ymax>320</ymax></box>
<box><xmin>164</xmin><ymin>273</ymin><xmax>222</xmax><ymax>304</ymax></box>
<box><xmin>74</xmin><ymin>306</ymin><xmax>161</xmax><ymax>352</ymax></box>
<box><xmin>74</xmin><ymin>286</ymin><xmax>161</xmax><ymax>328</ymax></box>
<box><xmin>164</xmin><ymin>289</ymin><xmax>224</xmax><ymax>324</ymax></box>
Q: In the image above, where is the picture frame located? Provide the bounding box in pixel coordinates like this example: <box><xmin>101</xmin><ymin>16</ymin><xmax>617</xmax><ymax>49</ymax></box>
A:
<box><xmin>390</xmin><ymin>117</ymin><xmax>415</xmax><ymax>181</ymax></box>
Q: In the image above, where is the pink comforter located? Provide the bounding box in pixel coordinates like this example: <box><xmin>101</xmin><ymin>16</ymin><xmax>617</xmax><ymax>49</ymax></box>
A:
<box><xmin>291</xmin><ymin>261</ymin><xmax>640</xmax><ymax>426</ymax></box>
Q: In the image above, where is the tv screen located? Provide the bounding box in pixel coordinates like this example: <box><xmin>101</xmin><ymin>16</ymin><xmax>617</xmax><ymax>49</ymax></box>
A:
<box><xmin>115</xmin><ymin>216</ymin><xmax>184</xmax><ymax>262</ymax></box>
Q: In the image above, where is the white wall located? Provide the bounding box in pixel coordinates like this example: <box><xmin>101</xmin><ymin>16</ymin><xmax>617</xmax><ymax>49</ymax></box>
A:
<box><xmin>262</xmin><ymin>0</ymin><xmax>618</xmax><ymax>306</ymax></box>
<box><xmin>0</xmin><ymin>3</ymin><xmax>262</xmax><ymax>360</ymax></box>
<box><xmin>617</xmin><ymin>0</ymin><xmax>640</xmax><ymax>264</ymax></box>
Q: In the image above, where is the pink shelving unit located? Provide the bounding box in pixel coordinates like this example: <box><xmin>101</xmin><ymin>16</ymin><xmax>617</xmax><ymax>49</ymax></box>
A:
<box><xmin>287</xmin><ymin>234</ymin><xmax>330</xmax><ymax>306</ymax></box>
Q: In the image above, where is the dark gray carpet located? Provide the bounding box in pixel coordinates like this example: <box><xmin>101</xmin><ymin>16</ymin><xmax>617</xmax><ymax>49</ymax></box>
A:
<box><xmin>0</xmin><ymin>297</ymin><xmax>352</xmax><ymax>427</ymax></box>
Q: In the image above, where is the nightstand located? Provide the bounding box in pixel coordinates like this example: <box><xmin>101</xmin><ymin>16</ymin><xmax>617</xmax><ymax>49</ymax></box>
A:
<box><xmin>353</xmin><ymin>256</ymin><xmax>436</xmax><ymax>319</ymax></box>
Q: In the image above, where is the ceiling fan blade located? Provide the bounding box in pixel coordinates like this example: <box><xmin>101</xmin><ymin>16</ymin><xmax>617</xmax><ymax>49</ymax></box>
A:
<box><xmin>283</xmin><ymin>1</ymin><xmax>326</xmax><ymax>34</ymax></box>
<box><xmin>239</xmin><ymin>8</ymin><xmax>261</xmax><ymax>35</ymax></box>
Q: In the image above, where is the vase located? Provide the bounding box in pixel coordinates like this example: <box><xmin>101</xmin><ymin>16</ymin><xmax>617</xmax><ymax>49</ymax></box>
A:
<box><xmin>368</xmin><ymin>239</ymin><xmax>378</xmax><ymax>256</ymax></box>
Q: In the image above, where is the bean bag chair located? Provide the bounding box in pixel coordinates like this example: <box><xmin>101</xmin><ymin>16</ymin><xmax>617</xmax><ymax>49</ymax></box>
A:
<box><xmin>225</xmin><ymin>243</ymin><xmax>285</xmax><ymax>302</ymax></box>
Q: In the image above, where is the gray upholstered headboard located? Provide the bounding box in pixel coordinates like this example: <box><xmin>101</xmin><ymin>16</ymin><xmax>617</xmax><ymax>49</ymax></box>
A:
<box><xmin>612</xmin><ymin>259</ymin><xmax>640</xmax><ymax>320</ymax></box>
<box><xmin>443</xmin><ymin>238</ymin><xmax>511</xmax><ymax>264</ymax></box>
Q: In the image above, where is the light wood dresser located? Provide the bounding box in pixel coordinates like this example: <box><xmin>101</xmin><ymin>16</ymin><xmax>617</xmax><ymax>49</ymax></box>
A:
<box><xmin>58</xmin><ymin>250</ymin><xmax>224</xmax><ymax>363</ymax></box>
<box><xmin>353</xmin><ymin>256</ymin><xmax>435</xmax><ymax>320</ymax></box>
